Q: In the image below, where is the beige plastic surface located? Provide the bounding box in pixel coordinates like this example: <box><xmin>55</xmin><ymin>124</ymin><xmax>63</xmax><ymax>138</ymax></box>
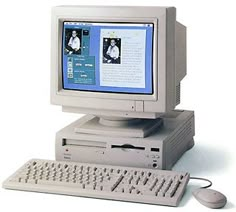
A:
<box><xmin>56</xmin><ymin>110</ymin><xmax>195</xmax><ymax>170</ymax></box>
<box><xmin>74</xmin><ymin>116</ymin><xmax>163</xmax><ymax>138</ymax></box>
<box><xmin>50</xmin><ymin>6</ymin><xmax>186</xmax><ymax>119</ymax></box>
<box><xmin>3</xmin><ymin>159</ymin><xmax>190</xmax><ymax>207</ymax></box>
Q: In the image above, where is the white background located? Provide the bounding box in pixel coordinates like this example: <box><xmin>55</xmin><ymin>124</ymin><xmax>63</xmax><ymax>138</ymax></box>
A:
<box><xmin>0</xmin><ymin>0</ymin><xmax>235</xmax><ymax>211</ymax></box>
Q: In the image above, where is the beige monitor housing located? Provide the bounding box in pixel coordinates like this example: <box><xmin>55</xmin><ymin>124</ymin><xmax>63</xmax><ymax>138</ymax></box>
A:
<box><xmin>51</xmin><ymin>6</ymin><xmax>186</xmax><ymax>119</ymax></box>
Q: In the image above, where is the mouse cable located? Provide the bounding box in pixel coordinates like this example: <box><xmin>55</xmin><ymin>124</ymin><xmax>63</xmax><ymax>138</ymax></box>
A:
<box><xmin>189</xmin><ymin>177</ymin><xmax>212</xmax><ymax>189</ymax></box>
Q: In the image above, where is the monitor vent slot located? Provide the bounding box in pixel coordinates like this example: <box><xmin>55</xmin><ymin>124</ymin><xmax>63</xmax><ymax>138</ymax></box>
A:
<box><xmin>176</xmin><ymin>83</ymin><xmax>181</xmax><ymax>105</ymax></box>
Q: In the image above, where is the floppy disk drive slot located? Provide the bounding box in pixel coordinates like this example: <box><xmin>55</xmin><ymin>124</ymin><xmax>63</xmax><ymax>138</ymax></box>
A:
<box><xmin>111</xmin><ymin>144</ymin><xmax>145</xmax><ymax>150</ymax></box>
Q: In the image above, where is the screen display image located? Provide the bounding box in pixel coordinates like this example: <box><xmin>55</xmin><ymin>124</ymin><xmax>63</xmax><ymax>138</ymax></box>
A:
<box><xmin>62</xmin><ymin>22</ymin><xmax>154</xmax><ymax>94</ymax></box>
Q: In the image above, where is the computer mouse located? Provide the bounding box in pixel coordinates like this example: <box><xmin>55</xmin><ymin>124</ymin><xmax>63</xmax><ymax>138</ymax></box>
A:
<box><xmin>192</xmin><ymin>188</ymin><xmax>227</xmax><ymax>209</ymax></box>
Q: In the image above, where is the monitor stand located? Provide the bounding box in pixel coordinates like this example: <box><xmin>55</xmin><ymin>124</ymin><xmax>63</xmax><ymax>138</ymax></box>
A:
<box><xmin>74</xmin><ymin>115</ymin><xmax>163</xmax><ymax>138</ymax></box>
<box><xmin>55</xmin><ymin>110</ymin><xmax>195</xmax><ymax>170</ymax></box>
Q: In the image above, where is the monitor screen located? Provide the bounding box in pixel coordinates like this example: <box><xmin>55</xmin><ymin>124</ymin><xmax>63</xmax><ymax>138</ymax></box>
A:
<box><xmin>62</xmin><ymin>22</ymin><xmax>154</xmax><ymax>94</ymax></box>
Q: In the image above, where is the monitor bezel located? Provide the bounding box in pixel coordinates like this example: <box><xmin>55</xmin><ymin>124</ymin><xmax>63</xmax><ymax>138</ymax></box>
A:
<box><xmin>57</xmin><ymin>17</ymin><xmax>158</xmax><ymax>101</ymax></box>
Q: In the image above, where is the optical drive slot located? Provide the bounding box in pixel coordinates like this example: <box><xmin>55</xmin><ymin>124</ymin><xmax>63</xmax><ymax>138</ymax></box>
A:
<box><xmin>63</xmin><ymin>139</ymin><xmax>106</xmax><ymax>149</ymax></box>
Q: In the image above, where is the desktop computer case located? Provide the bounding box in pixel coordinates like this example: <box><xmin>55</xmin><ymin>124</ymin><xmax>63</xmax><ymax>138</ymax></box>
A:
<box><xmin>55</xmin><ymin>110</ymin><xmax>194</xmax><ymax>170</ymax></box>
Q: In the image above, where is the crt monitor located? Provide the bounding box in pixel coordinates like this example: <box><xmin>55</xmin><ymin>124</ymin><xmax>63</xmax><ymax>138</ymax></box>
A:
<box><xmin>51</xmin><ymin>6</ymin><xmax>186</xmax><ymax>119</ymax></box>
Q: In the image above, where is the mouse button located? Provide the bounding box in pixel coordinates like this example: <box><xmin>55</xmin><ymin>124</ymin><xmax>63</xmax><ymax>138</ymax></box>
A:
<box><xmin>194</xmin><ymin>189</ymin><xmax>225</xmax><ymax>203</ymax></box>
<box><xmin>205</xmin><ymin>189</ymin><xmax>226</xmax><ymax>203</ymax></box>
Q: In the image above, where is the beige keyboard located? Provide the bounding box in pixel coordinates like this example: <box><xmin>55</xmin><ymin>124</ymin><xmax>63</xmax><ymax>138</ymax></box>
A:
<box><xmin>2</xmin><ymin>159</ymin><xmax>189</xmax><ymax>206</ymax></box>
